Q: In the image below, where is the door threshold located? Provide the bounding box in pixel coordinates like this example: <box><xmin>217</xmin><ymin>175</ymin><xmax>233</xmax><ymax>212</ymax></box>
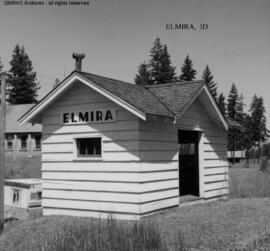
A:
<box><xmin>179</xmin><ymin>195</ymin><xmax>204</xmax><ymax>207</ymax></box>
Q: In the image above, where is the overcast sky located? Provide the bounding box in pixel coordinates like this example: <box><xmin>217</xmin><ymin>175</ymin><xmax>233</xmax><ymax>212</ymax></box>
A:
<box><xmin>0</xmin><ymin>0</ymin><xmax>270</xmax><ymax>127</ymax></box>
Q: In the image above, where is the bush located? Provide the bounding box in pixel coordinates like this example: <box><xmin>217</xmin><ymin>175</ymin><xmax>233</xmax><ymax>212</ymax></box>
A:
<box><xmin>0</xmin><ymin>216</ymin><xmax>169</xmax><ymax>251</ymax></box>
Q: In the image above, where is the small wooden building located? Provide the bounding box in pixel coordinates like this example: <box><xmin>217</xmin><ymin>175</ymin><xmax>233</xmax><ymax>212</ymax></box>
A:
<box><xmin>19</xmin><ymin>56</ymin><xmax>229</xmax><ymax>220</ymax></box>
<box><xmin>4</xmin><ymin>179</ymin><xmax>42</xmax><ymax>210</ymax></box>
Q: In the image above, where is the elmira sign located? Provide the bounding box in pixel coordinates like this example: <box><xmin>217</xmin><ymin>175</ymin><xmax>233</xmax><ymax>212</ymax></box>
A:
<box><xmin>62</xmin><ymin>109</ymin><xmax>116</xmax><ymax>124</ymax></box>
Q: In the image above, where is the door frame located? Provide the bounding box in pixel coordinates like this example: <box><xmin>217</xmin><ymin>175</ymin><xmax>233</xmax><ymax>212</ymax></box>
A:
<box><xmin>178</xmin><ymin>129</ymin><xmax>204</xmax><ymax>199</ymax></box>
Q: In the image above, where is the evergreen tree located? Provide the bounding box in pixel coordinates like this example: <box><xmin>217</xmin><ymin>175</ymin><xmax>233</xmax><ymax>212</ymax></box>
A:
<box><xmin>0</xmin><ymin>57</ymin><xmax>3</xmax><ymax>72</ymax></box>
<box><xmin>227</xmin><ymin>83</ymin><xmax>242</xmax><ymax>152</ymax></box>
<box><xmin>202</xmin><ymin>65</ymin><xmax>217</xmax><ymax>100</ymax></box>
<box><xmin>8</xmin><ymin>44</ymin><xmax>40</xmax><ymax>104</ymax></box>
<box><xmin>179</xmin><ymin>55</ymin><xmax>197</xmax><ymax>81</ymax></box>
<box><xmin>249</xmin><ymin>95</ymin><xmax>269</xmax><ymax>143</ymax></box>
<box><xmin>236</xmin><ymin>93</ymin><xmax>245</xmax><ymax>123</ymax></box>
<box><xmin>217</xmin><ymin>93</ymin><xmax>226</xmax><ymax>115</ymax></box>
<box><xmin>135</xmin><ymin>62</ymin><xmax>151</xmax><ymax>86</ymax></box>
<box><xmin>135</xmin><ymin>38</ymin><xmax>176</xmax><ymax>85</ymax></box>
<box><xmin>227</xmin><ymin>83</ymin><xmax>240</xmax><ymax>120</ymax></box>
<box><xmin>148</xmin><ymin>38</ymin><xmax>176</xmax><ymax>85</ymax></box>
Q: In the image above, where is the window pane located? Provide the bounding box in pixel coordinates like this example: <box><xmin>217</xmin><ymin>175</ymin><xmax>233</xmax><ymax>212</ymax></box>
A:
<box><xmin>21</xmin><ymin>135</ymin><xmax>27</xmax><ymax>149</ymax></box>
<box><xmin>77</xmin><ymin>137</ymin><xmax>101</xmax><ymax>157</ymax></box>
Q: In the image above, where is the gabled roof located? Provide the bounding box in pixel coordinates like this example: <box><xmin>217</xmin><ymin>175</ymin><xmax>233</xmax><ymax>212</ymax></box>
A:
<box><xmin>146</xmin><ymin>81</ymin><xmax>204</xmax><ymax>118</ymax></box>
<box><xmin>80</xmin><ymin>72</ymin><xmax>175</xmax><ymax>118</ymax></box>
<box><xmin>6</xmin><ymin>104</ymin><xmax>41</xmax><ymax>133</ymax></box>
<box><xmin>19</xmin><ymin>70</ymin><xmax>228</xmax><ymax>130</ymax></box>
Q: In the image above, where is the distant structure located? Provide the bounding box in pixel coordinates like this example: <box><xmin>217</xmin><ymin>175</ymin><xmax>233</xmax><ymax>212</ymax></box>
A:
<box><xmin>4</xmin><ymin>179</ymin><xmax>42</xmax><ymax>210</ymax></box>
<box><xmin>6</xmin><ymin>104</ymin><xmax>42</xmax><ymax>159</ymax></box>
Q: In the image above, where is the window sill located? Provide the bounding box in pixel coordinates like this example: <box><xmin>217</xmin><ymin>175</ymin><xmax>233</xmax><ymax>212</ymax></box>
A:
<box><xmin>73</xmin><ymin>157</ymin><xmax>103</xmax><ymax>162</ymax></box>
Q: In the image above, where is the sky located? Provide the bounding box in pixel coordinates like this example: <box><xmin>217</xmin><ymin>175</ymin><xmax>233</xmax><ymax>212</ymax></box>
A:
<box><xmin>0</xmin><ymin>0</ymin><xmax>270</xmax><ymax>127</ymax></box>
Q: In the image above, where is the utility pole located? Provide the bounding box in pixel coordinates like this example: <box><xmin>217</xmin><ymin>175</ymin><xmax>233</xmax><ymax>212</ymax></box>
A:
<box><xmin>0</xmin><ymin>73</ymin><xmax>6</xmax><ymax>233</ymax></box>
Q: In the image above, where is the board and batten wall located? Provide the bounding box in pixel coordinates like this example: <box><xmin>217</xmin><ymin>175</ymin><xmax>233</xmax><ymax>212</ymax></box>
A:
<box><xmin>41</xmin><ymin>81</ymin><xmax>144</xmax><ymax>220</ymax></box>
<box><xmin>177</xmin><ymin>97</ymin><xmax>229</xmax><ymax>200</ymax></box>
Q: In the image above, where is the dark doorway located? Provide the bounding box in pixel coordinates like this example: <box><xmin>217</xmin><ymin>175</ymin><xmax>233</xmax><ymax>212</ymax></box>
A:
<box><xmin>178</xmin><ymin>130</ymin><xmax>200</xmax><ymax>196</ymax></box>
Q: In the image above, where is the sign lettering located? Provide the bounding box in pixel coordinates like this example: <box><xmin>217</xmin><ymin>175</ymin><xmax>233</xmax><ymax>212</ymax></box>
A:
<box><xmin>62</xmin><ymin>109</ymin><xmax>116</xmax><ymax>124</ymax></box>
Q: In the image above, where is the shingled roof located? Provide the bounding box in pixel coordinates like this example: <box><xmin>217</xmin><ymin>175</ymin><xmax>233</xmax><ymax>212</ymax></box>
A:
<box><xmin>145</xmin><ymin>81</ymin><xmax>204</xmax><ymax>118</ymax></box>
<box><xmin>80</xmin><ymin>72</ymin><xmax>175</xmax><ymax>118</ymax></box>
<box><xmin>19</xmin><ymin>70</ymin><xmax>228</xmax><ymax>129</ymax></box>
<box><xmin>6</xmin><ymin>104</ymin><xmax>41</xmax><ymax>133</ymax></box>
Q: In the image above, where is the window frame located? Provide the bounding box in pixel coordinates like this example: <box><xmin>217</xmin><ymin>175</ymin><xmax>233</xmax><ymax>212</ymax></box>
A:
<box><xmin>73</xmin><ymin>134</ymin><xmax>103</xmax><ymax>161</ymax></box>
<box><xmin>6</xmin><ymin>135</ymin><xmax>13</xmax><ymax>151</ymax></box>
<box><xmin>20</xmin><ymin>135</ymin><xmax>27</xmax><ymax>151</ymax></box>
<box><xmin>35</xmin><ymin>135</ymin><xmax>41</xmax><ymax>150</ymax></box>
<box><xmin>12</xmin><ymin>188</ymin><xmax>21</xmax><ymax>206</ymax></box>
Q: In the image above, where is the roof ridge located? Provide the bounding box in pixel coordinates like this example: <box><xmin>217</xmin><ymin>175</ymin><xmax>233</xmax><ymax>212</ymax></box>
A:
<box><xmin>78</xmin><ymin>70</ymin><xmax>136</xmax><ymax>86</ymax></box>
<box><xmin>144</xmin><ymin>80</ymin><xmax>204</xmax><ymax>88</ymax></box>
<box><xmin>146</xmin><ymin>88</ymin><xmax>176</xmax><ymax>117</ymax></box>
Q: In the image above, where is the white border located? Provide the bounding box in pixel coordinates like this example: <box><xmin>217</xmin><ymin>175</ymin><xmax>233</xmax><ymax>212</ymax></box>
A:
<box><xmin>72</xmin><ymin>134</ymin><xmax>103</xmax><ymax>161</ymax></box>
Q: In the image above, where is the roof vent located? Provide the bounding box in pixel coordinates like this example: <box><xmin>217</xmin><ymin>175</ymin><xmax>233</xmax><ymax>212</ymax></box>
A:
<box><xmin>72</xmin><ymin>53</ymin><xmax>85</xmax><ymax>71</ymax></box>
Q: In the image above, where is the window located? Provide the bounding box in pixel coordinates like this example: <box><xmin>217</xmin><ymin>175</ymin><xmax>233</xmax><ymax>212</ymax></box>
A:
<box><xmin>75</xmin><ymin>137</ymin><xmax>102</xmax><ymax>158</ymax></box>
<box><xmin>179</xmin><ymin>143</ymin><xmax>196</xmax><ymax>155</ymax></box>
<box><xmin>21</xmin><ymin>135</ymin><xmax>27</xmax><ymax>150</ymax></box>
<box><xmin>35</xmin><ymin>136</ymin><xmax>41</xmax><ymax>150</ymax></box>
<box><xmin>12</xmin><ymin>189</ymin><xmax>21</xmax><ymax>205</ymax></box>
<box><xmin>7</xmin><ymin>135</ymin><xmax>13</xmax><ymax>150</ymax></box>
<box><xmin>30</xmin><ymin>191</ymin><xmax>42</xmax><ymax>201</ymax></box>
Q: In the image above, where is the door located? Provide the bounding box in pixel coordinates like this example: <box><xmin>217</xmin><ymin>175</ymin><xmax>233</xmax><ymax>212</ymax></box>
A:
<box><xmin>178</xmin><ymin>130</ymin><xmax>199</xmax><ymax>196</ymax></box>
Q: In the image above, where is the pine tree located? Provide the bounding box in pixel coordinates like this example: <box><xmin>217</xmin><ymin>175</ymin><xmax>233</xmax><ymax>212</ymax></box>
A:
<box><xmin>148</xmin><ymin>38</ymin><xmax>176</xmax><ymax>85</ymax></box>
<box><xmin>135</xmin><ymin>62</ymin><xmax>151</xmax><ymax>86</ymax></box>
<box><xmin>179</xmin><ymin>55</ymin><xmax>197</xmax><ymax>81</ymax></box>
<box><xmin>0</xmin><ymin>57</ymin><xmax>3</xmax><ymax>72</ymax></box>
<box><xmin>227</xmin><ymin>83</ymin><xmax>242</xmax><ymax>152</ymax></box>
<box><xmin>227</xmin><ymin>83</ymin><xmax>240</xmax><ymax>120</ymax></box>
<box><xmin>249</xmin><ymin>95</ymin><xmax>269</xmax><ymax>143</ymax></box>
<box><xmin>159</xmin><ymin>45</ymin><xmax>176</xmax><ymax>83</ymax></box>
<box><xmin>8</xmin><ymin>44</ymin><xmax>40</xmax><ymax>104</ymax></box>
<box><xmin>202</xmin><ymin>65</ymin><xmax>217</xmax><ymax>100</ymax></box>
<box><xmin>217</xmin><ymin>93</ymin><xmax>226</xmax><ymax>115</ymax></box>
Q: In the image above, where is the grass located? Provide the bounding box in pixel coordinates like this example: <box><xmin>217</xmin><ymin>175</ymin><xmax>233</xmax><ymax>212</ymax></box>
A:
<box><xmin>0</xmin><ymin>216</ymin><xmax>167</xmax><ymax>251</ymax></box>
<box><xmin>229</xmin><ymin>165</ymin><xmax>270</xmax><ymax>198</ymax></box>
<box><xmin>5</xmin><ymin>154</ymin><xmax>41</xmax><ymax>179</ymax></box>
<box><xmin>1</xmin><ymin>166</ymin><xmax>270</xmax><ymax>250</ymax></box>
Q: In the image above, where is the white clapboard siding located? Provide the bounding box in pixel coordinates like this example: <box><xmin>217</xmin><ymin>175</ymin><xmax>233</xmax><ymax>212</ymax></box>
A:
<box><xmin>140</xmin><ymin>189</ymin><xmax>179</xmax><ymax>203</ymax></box>
<box><xmin>141</xmin><ymin>180</ymin><xmax>178</xmax><ymax>193</ymax></box>
<box><xmin>204</xmin><ymin>166</ymin><xmax>228</xmax><ymax>175</ymax></box>
<box><xmin>43</xmin><ymin>189</ymin><xmax>141</xmax><ymax>203</ymax></box>
<box><xmin>203</xmin><ymin>151</ymin><xmax>227</xmax><ymax>160</ymax></box>
<box><xmin>204</xmin><ymin>180</ymin><xmax>228</xmax><ymax>191</ymax></box>
<box><xmin>42</xmin><ymin>151</ymin><xmax>140</xmax><ymax>162</ymax></box>
<box><xmin>204</xmin><ymin>188</ymin><xmax>229</xmax><ymax>199</ymax></box>
<box><xmin>42</xmin><ymin>131</ymin><xmax>140</xmax><ymax>143</ymax></box>
<box><xmin>43</xmin><ymin>208</ymin><xmax>140</xmax><ymax>220</ymax></box>
<box><xmin>42</xmin><ymin>171</ymin><xmax>177</xmax><ymax>183</ymax></box>
<box><xmin>139</xmin><ymin>141</ymin><xmax>178</xmax><ymax>151</ymax></box>
<box><xmin>42</xmin><ymin>180</ymin><xmax>140</xmax><ymax>193</ymax></box>
<box><xmin>42</xmin><ymin>161</ymin><xmax>177</xmax><ymax>172</ymax></box>
<box><xmin>42</xmin><ymin>141</ymin><xmax>139</xmax><ymax>153</ymax></box>
<box><xmin>203</xmin><ymin>143</ymin><xmax>227</xmax><ymax>152</ymax></box>
<box><xmin>42</xmin><ymin>199</ymin><xmax>140</xmax><ymax>214</ymax></box>
<box><xmin>204</xmin><ymin>173</ymin><xmax>229</xmax><ymax>183</ymax></box>
<box><xmin>140</xmin><ymin>197</ymin><xmax>179</xmax><ymax>214</ymax></box>
<box><xmin>42</xmin><ymin>120</ymin><xmax>139</xmax><ymax>135</ymax></box>
<box><xmin>203</xmin><ymin>159</ymin><xmax>228</xmax><ymax>168</ymax></box>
